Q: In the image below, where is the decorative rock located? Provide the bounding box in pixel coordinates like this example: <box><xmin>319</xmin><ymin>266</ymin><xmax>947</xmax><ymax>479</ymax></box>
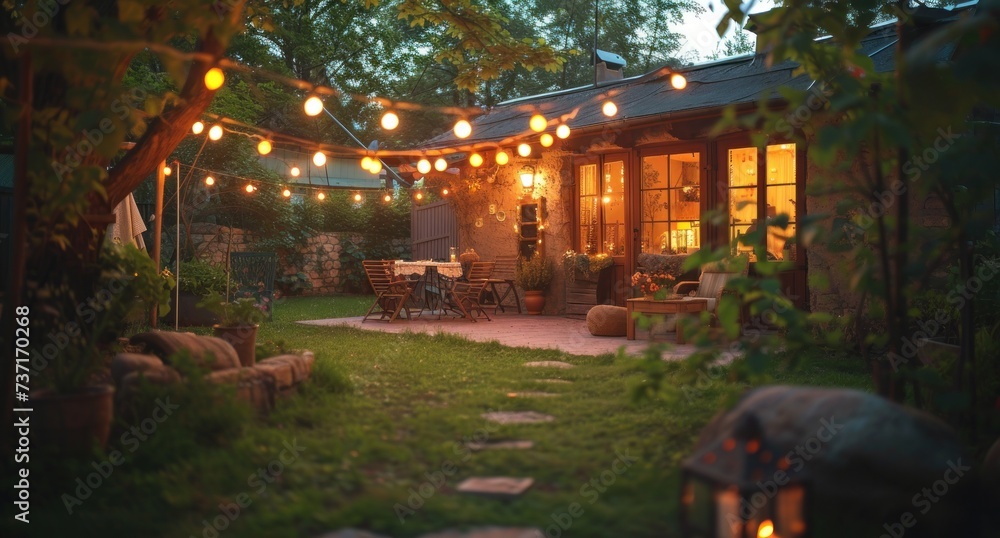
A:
<box><xmin>536</xmin><ymin>379</ymin><xmax>572</xmax><ymax>384</ymax></box>
<box><xmin>315</xmin><ymin>530</ymin><xmax>392</xmax><ymax>538</ymax></box>
<box><xmin>116</xmin><ymin>366</ymin><xmax>183</xmax><ymax>410</ymax></box>
<box><xmin>130</xmin><ymin>331</ymin><xmax>241</xmax><ymax>371</ymax></box>
<box><xmin>481</xmin><ymin>411</ymin><xmax>554</xmax><ymax>425</ymax></box>
<box><xmin>111</xmin><ymin>353</ymin><xmax>164</xmax><ymax>385</ymax></box>
<box><xmin>691</xmin><ymin>385</ymin><xmax>971</xmax><ymax>532</ymax></box>
<box><xmin>506</xmin><ymin>392</ymin><xmax>558</xmax><ymax>398</ymax></box>
<box><xmin>586</xmin><ymin>305</ymin><xmax>628</xmax><ymax>337</ymax></box>
<box><xmin>253</xmin><ymin>361</ymin><xmax>295</xmax><ymax>392</ymax></box>
<box><xmin>456</xmin><ymin>477</ymin><xmax>534</xmax><ymax>499</ymax></box>
<box><xmin>523</xmin><ymin>361</ymin><xmax>574</xmax><ymax>369</ymax></box>
<box><xmin>419</xmin><ymin>528</ymin><xmax>545</xmax><ymax>538</ymax></box>
<box><xmin>259</xmin><ymin>353</ymin><xmax>313</xmax><ymax>382</ymax></box>
<box><xmin>204</xmin><ymin>367</ymin><xmax>276</xmax><ymax>414</ymax></box>
<box><xmin>466</xmin><ymin>440</ymin><xmax>535</xmax><ymax>451</ymax></box>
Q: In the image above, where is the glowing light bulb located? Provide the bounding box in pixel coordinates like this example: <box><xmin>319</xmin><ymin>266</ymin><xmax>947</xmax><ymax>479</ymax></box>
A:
<box><xmin>417</xmin><ymin>158</ymin><xmax>432</xmax><ymax>174</ymax></box>
<box><xmin>313</xmin><ymin>151</ymin><xmax>326</xmax><ymax>166</ymax></box>
<box><xmin>602</xmin><ymin>100</ymin><xmax>617</xmax><ymax>117</ymax></box>
<box><xmin>469</xmin><ymin>153</ymin><xmax>483</xmax><ymax>167</ymax></box>
<box><xmin>245</xmin><ymin>184</ymin><xmax>255</xmax><ymax>193</ymax></box>
<box><xmin>368</xmin><ymin>160</ymin><xmax>382</xmax><ymax>174</ymax></box>
<box><xmin>317</xmin><ymin>192</ymin><xmax>326</xmax><ymax>201</ymax></box>
<box><xmin>353</xmin><ymin>192</ymin><xmax>362</xmax><ymax>202</ymax></box>
<box><xmin>361</xmin><ymin>156</ymin><xmax>374</xmax><ymax>170</ymax></box>
<box><xmin>383</xmin><ymin>193</ymin><xmax>392</xmax><ymax>203</ymax></box>
<box><xmin>517</xmin><ymin>143</ymin><xmax>531</xmax><ymax>157</ymax></box>
<box><xmin>556</xmin><ymin>124</ymin><xmax>571</xmax><ymax>139</ymax></box>
<box><xmin>602</xmin><ymin>195</ymin><xmax>611</xmax><ymax>204</ymax></box>
<box><xmin>415</xmin><ymin>192</ymin><xmax>424</xmax><ymax>200</ymax></box>
<box><xmin>670</xmin><ymin>73</ymin><xmax>687</xmax><ymax>90</ymax></box>
<box><xmin>756</xmin><ymin>520</ymin><xmax>774</xmax><ymax>538</ymax></box>
<box><xmin>454</xmin><ymin>119</ymin><xmax>472</xmax><ymax>139</ymax></box>
<box><xmin>380</xmin><ymin>111</ymin><xmax>399</xmax><ymax>130</ymax></box>
<box><xmin>204</xmin><ymin>67</ymin><xmax>225</xmax><ymax>90</ymax></box>
<box><xmin>540</xmin><ymin>133</ymin><xmax>554</xmax><ymax>147</ymax></box>
<box><xmin>304</xmin><ymin>96</ymin><xmax>324</xmax><ymax>116</ymax></box>
<box><xmin>529</xmin><ymin>113</ymin><xmax>547</xmax><ymax>132</ymax></box>
<box><xmin>290</xmin><ymin>166</ymin><xmax>300</xmax><ymax>177</ymax></box>
<box><xmin>257</xmin><ymin>140</ymin><xmax>272</xmax><ymax>155</ymax></box>
<box><xmin>205</xmin><ymin>176</ymin><xmax>215</xmax><ymax>186</ymax></box>
<box><xmin>495</xmin><ymin>150</ymin><xmax>509</xmax><ymax>165</ymax></box>
<box><xmin>191</xmin><ymin>121</ymin><xmax>204</xmax><ymax>135</ymax></box>
<box><xmin>208</xmin><ymin>124</ymin><xmax>223</xmax><ymax>141</ymax></box>
<box><xmin>283</xmin><ymin>188</ymin><xmax>291</xmax><ymax>198</ymax></box>
<box><xmin>434</xmin><ymin>157</ymin><xmax>447</xmax><ymax>172</ymax></box>
<box><xmin>162</xmin><ymin>166</ymin><xmax>172</xmax><ymax>176</ymax></box>
<box><xmin>441</xmin><ymin>188</ymin><xmax>449</xmax><ymax>196</ymax></box>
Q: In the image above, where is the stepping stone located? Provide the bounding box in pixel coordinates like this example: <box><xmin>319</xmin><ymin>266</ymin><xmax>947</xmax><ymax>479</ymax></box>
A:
<box><xmin>524</xmin><ymin>361</ymin><xmax>574</xmax><ymax>369</ymax></box>
<box><xmin>537</xmin><ymin>379</ymin><xmax>572</xmax><ymax>384</ymax></box>
<box><xmin>456</xmin><ymin>477</ymin><xmax>534</xmax><ymax>499</ymax></box>
<box><xmin>466</xmin><ymin>439</ymin><xmax>535</xmax><ymax>451</ymax></box>
<box><xmin>316</xmin><ymin>530</ymin><xmax>391</xmax><ymax>538</ymax></box>
<box><xmin>506</xmin><ymin>392</ymin><xmax>558</xmax><ymax>398</ymax></box>
<box><xmin>481</xmin><ymin>411</ymin><xmax>554</xmax><ymax>424</ymax></box>
<box><xmin>418</xmin><ymin>528</ymin><xmax>545</xmax><ymax>538</ymax></box>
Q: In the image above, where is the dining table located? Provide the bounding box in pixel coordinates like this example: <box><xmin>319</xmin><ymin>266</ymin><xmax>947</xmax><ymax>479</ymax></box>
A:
<box><xmin>392</xmin><ymin>261</ymin><xmax>466</xmax><ymax>318</ymax></box>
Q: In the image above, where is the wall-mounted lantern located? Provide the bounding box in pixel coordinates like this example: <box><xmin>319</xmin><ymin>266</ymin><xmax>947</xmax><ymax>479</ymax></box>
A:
<box><xmin>680</xmin><ymin>413</ymin><xmax>808</xmax><ymax>538</ymax></box>
<box><xmin>519</xmin><ymin>165</ymin><xmax>536</xmax><ymax>192</ymax></box>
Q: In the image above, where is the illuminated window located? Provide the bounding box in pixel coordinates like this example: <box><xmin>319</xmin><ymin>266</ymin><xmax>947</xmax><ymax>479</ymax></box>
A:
<box><xmin>579</xmin><ymin>164</ymin><xmax>599</xmax><ymax>254</ymax></box>
<box><xmin>578</xmin><ymin>159</ymin><xmax>626</xmax><ymax>256</ymax></box>
<box><xmin>728</xmin><ymin>144</ymin><xmax>797</xmax><ymax>261</ymax></box>
<box><xmin>640</xmin><ymin>152</ymin><xmax>700</xmax><ymax>254</ymax></box>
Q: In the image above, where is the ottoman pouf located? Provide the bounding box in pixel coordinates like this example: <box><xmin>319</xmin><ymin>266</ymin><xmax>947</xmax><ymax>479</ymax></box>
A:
<box><xmin>586</xmin><ymin>305</ymin><xmax>628</xmax><ymax>336</ymax></box>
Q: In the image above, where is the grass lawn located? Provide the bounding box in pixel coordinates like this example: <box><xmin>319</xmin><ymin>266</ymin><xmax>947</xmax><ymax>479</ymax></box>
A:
<box><xmin>17</xmin><ymin>296</ymin><xmax>873</xmax><ymax>538</ymax></box>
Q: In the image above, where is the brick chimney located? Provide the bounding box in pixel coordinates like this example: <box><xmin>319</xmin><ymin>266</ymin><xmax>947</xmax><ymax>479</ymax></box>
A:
<box><xmin>593</xmin><ymin>49</ymin><xmax>626</xmax><ymax>85</ymax></box>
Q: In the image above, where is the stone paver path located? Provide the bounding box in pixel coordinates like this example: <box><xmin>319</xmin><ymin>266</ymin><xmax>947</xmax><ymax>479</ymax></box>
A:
<box><xmin>481</xmin><ymin>411</ymin><xmax>554</xmax><ymax>424</ymax></box>
<box><xmin>506</xmin><ymin>392</ymin><xmax>558</xmax><ymax>398</ymax></box>
<box><xmin>522</xmin><ymin>360</ymin><xmax>574</xmax><ymax>369</ymax></box>
<box><xmin>299</xmin><ymin>313</ymin><xmax>695</xmax><ymax>358</ymax></box>
<box><xmin>465</xmin><ymin>440</ymin><xmax>535</xmax><ymax>451</ymax></box>
<box><xmin>456</xmin><ymin>477</ymin><xmax>534</xmax><ymax>498</ymax></box>
<box><xmin>420</xmin><ymin>528</ymin><xmax>544</xmax><ymax>538</ymax></box>
<box><xmin>536</xmin><ymin>379</ymin><xmax>572</xmax><ymax>384</ymax></box>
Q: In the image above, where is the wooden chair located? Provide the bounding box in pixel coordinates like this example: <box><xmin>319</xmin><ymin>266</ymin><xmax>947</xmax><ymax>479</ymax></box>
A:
<box><xmin>672</xmin><ymin>256</ymin><xmax>749</xmax><ymax>325</ymax></box>
<box><xmin>362</xmin><ymin>260</ymin><xmax>414</xmax><ymax>323</ymax></box>
<box><xmin>485</xmin><ymin>255</ymin><xmax>521</xmax><ymax>313</ymax></box>
<box><xmin>450</xmin><ymin>261</ymin><xmax>495</xmax><ymax>321</ymax></box>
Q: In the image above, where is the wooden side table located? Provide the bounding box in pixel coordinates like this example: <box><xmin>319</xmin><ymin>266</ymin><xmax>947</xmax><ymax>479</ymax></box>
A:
<box><xmin>626</xmin><ymin>297</ymin><xmax>709</xmax><ymax>344</ymax></box>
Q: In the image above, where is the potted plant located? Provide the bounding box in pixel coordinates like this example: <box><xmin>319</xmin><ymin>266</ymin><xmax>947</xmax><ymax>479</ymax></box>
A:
<box><xmin>33</xmin><ymin>243</ymin><xmax>174</xmax><ymax>454</ymax></box>
<box><xmin>174</xmin><ymin>259</ymin><xmax>233</xmax><ymax>326</ymax></box>
<box><xmin>459</xmin><ymin>248</ymin><xmax>480</xmax><ymax>279</ymax></box>
<box><xmin>563</xmin><ymin>250</ymin><xmax>614</xmax><ymax>283</ymax></box>
<box><xmin>199</xmin><ymin>292</ymin><xmax>267</xmax><ymax>367</ymax></box>
<box><xmin>631</xmin><ymin>270</ymin><xmax>677</xmax><ymax>300</ymax></box>
<box><xmin>515</xmin><ymin>254</ymin><xmax>554</xmax><ymax>314</ymax></box>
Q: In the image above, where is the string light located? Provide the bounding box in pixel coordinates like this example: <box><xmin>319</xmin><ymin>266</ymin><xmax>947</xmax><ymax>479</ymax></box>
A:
<box><xmin>383</xmin><ymin>193</ymin><xmax>392</xmax><ymax>203</ymax></box>
<box><xmin>283</xmin><ymin>188</ymin><xmax>291</xmax><ymax>197</ymax></box>
<box><xmin>304</xmin><ymin>96</ymin><xmax>324</xmax><ymax>116</ymax></box>
<box><xmin>670</xmin><ymin>73</ymin><xmax>687</xmax><ymax>90</ymax></box>
<box><xmin>529</xmin><ymin>113</ymin><xmax>547</xmax><ymax>132</ymax></box>
<box><xmin>368</xmin><ymin>160</ymin><xmax>383</xmax><ymax>174</ymax></box>
<box><xmin>290</xmin><ymin>166</ymin><xmax>300</xmax><ymax>177</ymax></box>
<box><xmin>208</xmin><ymin>124</ymin><xmax>223</xmax><ymax>140</ymax></box>
<box><xmin>441</xmin><ymin>188</ymin><xmax>449</xmax><ymax>196</ymax></box>
<box><xmin>434</xmin><ymin>157</ymin><xmax>447</xmax><ymax>172</ymax></box>
<box><xmin>414</xmin><ymin>191</ymin><xmax>424</xmax><ymax>201</ymax></box>
<box><xmin>602</xmin><ymin>195</ymin><xmax>611</xmax><ymax>204</ymax></box>
<box><xmin>257</xmin><ymin>139</ymin><xmax>272</xmax><ymax>155</ymax></box>
<box><xmin>204</xmin><ymin>67</ymin><xmax>225</xmax><ymax>90</ymax></box>
<box><xmin>540</xmin><ymin>133</ymin><xmax>554</xmax><ymax>147</ymax></box>
<box><xmin>191</xmin><ymin>121</ymin><xmax>204</xmax><ymax>135</ymax></box>
<box><xmin>417</xmin><ymin>158</ymin><xmax>432</xmax><ymax>174</ymax></box>
<box><xmin>469</xmin><ymin>153</ymin><xmax>483</xmax><ymax>167</ymax></box>
<box><xmin>353</xmin><ymin>192</ymin><xmax>363</xmax><ymax>202</ymax></box>
<box><xmin>246</xmin><ymin>184</ymin><xmax>255</xmax><ymax>193</ymax></box>
<box><xmin>317</xmin><ymin>192</ymin><xmax>326</xmax><ymax>201</ymax></box>
<box><xmin>454</xmin><ymin>119</ymin><xmax>472</xmax><ymax>139</ymax></box>
<box><xmin>380</xmin><ymin>111</ymin><xmax>399</xmax><ymax>130</ymax></box>
<box><xmin>162</xmin><ymin>166</ymin><xmax>172</xmax><ymax>176</ymax></box>
<box><xmin>602</xmin><ymin>100</ymin><xmax>618</xmax><ymax>117</ymax></box>
<box><xmin>556</xmin><ymin>124</ymin><xmax>571</xmax><ymax>139</ymax></box>
<box><xmin>313</xmin><ymin>151</ymin><xmax>327</xmax><ymax>166</ymax></box>
<box><xmin>361</xmin><ymin>156</ymin><xmax>374</xmax><ymax>170</ymax></box>
<box><xmin>517</xmin><ymin>143</ymin><xmax>531</xmax><ymax>157</ymax></box>
<box><xmin>496</xmin><ymin>150</ymin><xmax>510</xmax><ymax>165</ymax></box>
<box><xmin>205</xmin><ymin>176</ymin><xmax>215</xmax><ymax>186</ymax></box>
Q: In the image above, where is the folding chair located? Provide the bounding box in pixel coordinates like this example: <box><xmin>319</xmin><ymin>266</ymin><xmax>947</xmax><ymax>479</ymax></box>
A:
<box><xmin>449</xmin><ymin>261</ymin><xmax>494</xmax><ymax>321</ymax></box>
<box><xmin>485</xmin><ymin>255</ymin><xmax>521</xmax><ymax>313</ymax></box>
<box><xmin>362</xmin><ymin>260</ymin><xmax>414</xmax><ymax>323</ymax></box>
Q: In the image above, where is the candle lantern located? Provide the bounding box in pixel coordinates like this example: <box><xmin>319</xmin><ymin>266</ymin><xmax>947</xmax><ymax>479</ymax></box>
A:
<box><xmin>680</xmin><ymin>413</ymin><xmax>809</xmax><ymax>538</ymax></box>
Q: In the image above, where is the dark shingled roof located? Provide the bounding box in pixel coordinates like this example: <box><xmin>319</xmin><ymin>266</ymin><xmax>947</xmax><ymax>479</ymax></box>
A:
<box><xmin>419</xmin><ymin>10</ymin><xmax>967</xmax><ymax>152</ymax></box>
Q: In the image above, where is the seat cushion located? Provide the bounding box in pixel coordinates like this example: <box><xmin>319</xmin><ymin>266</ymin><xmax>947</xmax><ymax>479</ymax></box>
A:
<box><xmin>683</xmin><ymin>296</ymin><xmax>716</xmax><ymax>313</ymax></box>
<box><xmin>586</xmin><ymin>305</ymin><xmax>628</xmax><ymax>337</ymax></box>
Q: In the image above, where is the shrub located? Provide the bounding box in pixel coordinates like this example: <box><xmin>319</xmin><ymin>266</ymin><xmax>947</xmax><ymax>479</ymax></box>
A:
<box><xmin>515</xmin><ymin>254</ymin><xmax>554</xmax><ymax>291</ymax></box>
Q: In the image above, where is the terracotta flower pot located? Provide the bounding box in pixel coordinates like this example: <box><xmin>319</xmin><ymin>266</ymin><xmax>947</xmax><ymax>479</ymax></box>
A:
<box><xmin>213</xmin><ymin>324</ymin><xmax>259</xmax><ymax>367</ymax></box>
<box><xmin>524</xmin><ymin>290</ymin><xmax>546</xmax><ymax>315</ymax></box>
<box><xmin>32</xmin><ymin>385</ymin><xmax>115</xmax><ymax>454</ymax></box>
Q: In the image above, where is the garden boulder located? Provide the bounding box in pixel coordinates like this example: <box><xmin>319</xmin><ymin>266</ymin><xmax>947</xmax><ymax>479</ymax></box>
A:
<box><xmin>130</xmin><ymin>330</ymin><xmax>241</xmax><ymax>371</ymax></box>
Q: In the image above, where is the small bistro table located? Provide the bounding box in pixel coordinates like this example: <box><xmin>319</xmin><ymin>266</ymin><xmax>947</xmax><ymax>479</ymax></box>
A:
<box><xmin>393</xmin><ymin>261</ymin><xmax>465</xmax><ymax>318</ymax></box>
<box><xmin>625</xmin><ymin>296</ymin><xmax>710</xmax><ymax>344</ymax></box>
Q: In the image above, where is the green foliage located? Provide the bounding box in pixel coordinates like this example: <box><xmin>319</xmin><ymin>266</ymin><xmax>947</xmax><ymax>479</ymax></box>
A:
<box><xmin>515</xmin><ymin>253</ymin><xmax>554</xmax><ymax>291</ymax></box>
<box><xmin>339</xmin><ymin>239</ymin><xmax>369</xmax><ymax>293</ymax></box>
<box><xmin>197</xmin><ymin>292</ymin><xmax>267</xmax><ymax>327</ymax></box>
<box><xmin>275</xmin><ymin>272</ymin><xmax>313</xmax><ymax>296</ymax></box>
<box><xmin>176</xmin><ymin>259</ymin><xmax>231</xmax><ymax>296</ymax></box>
<box><xmin>563</xmin><ymin>250</ymin><xmax>613</xmax><ymax>280</ymax></box>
